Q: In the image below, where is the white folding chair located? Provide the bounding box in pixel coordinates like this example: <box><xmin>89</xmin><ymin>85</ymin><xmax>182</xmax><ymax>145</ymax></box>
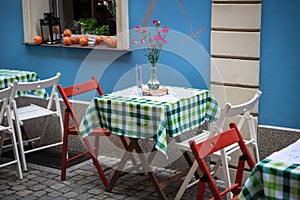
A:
<box><xmin>0</xmin><ymin>85</ymin><xmax>23</xmax><ymax>179</ymax></box>
<box><xmin>174</xmin><ymin>90</ymin><xmax>262</xmax><ymax>200</ymax></box>
<box><xmin>11</xmin><ymin>72</ymin><xmax>63</xmax><ymax>171</ymax></box>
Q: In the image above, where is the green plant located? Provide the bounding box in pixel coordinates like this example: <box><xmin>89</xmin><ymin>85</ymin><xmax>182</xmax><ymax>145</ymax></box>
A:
<box><xmin>78</xmin><ymin>18</ymin><xmax>98</xmax><ymax>33</ymax></box>
<box><xmin>95</xmin><ymin>25</ymin><xmax>110</xmax><ymax>36</ymax></box>
<box><xmin>78</xmin><ymin>18</ymin><xmax>110</xmax><ymax>35</ymax></box>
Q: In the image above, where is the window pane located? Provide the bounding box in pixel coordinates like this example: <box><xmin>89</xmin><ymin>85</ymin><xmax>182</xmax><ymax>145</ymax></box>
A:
<box><xmin>59</xmin><ymin>0</ymin><xmax>116</xmax><ymax>36</ymax></box>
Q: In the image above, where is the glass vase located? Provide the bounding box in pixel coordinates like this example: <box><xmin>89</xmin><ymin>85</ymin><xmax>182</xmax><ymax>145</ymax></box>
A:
<box><xmin>147</xmin><ymin>62</ymin><xmax>160</xmax><ymax>91</ymax></box>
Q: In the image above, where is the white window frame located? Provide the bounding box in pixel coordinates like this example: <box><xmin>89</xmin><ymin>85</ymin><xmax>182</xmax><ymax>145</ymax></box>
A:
<box><xmin>22</xmin><ymin>0</ymin><xmax>129</xmax><ymax>50</ymax></box>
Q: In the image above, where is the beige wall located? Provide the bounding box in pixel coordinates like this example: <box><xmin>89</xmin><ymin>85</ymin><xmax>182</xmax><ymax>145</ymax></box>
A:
<box><xmin>210</xmin><ymin>0</ymin><xmax>262</xmax><ymax>181</ymax></box>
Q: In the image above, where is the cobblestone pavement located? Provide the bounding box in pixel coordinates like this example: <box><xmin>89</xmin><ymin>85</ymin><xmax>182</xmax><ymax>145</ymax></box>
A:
<box><xmin>0</xmin><ymin>156</ymin><xmax>225</xmax><ymax>200</ymax></box>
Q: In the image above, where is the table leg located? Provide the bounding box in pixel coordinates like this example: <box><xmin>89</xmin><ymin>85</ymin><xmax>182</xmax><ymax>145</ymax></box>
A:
<box><xmin>174</xmin><ymin>161</ymin><xmax>199</xmax><ymax>200</ymax></box>
<box><xmin>107</xmin><ymin>138</ymin><xmax>168</xmax><ymax>200</ymax></box>
<box><xmin>133</xmin><ymin>139</ymin><xmax>167</xmax><ymax>200</ymax></box>
<box><xmin>106</xmin><ymin>138</ymin><xmax>136</xmax><ymax>192</ymax></box>
<box><xmin>183</xmin><ymin>151</ymin><xmax>201</xmax><ymax>179</ymax></box>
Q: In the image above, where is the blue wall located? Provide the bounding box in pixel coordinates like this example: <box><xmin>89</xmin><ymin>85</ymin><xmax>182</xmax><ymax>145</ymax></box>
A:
<box><xmin>259</xmin><ymin>0</ymin><xmax>300</xmax><ymax>129</ymax></box>
<box><xmin>0</xmin><ymin>0</ymin><xmax>212</xmax><ymax>94</ymax></box>
<box><xmin>1</xmin><ymin>1</ymin><xmax>300</xmax><ymax>130</ymax></box>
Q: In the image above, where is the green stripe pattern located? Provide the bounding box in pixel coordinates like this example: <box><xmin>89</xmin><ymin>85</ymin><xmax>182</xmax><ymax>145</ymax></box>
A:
<box><xmin>238</xmin><ymin>159</ymin><xmax>300</xmax><ymax>200</ymax></box>
<box><xmin>0</xmin><ymin>69</ymin><xmax>48</xmax><ymax>98</ymax></box>
<box><xmin>79</xmin><ymin>87</ymin><xmax>221</xmax><ymax>157</ymax></box>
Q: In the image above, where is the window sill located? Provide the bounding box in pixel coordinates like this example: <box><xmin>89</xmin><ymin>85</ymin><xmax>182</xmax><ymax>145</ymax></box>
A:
<box><xmin>24</xmin><ymin>42</ymin><xmax>131</xmax><ymax>52</ymax></box>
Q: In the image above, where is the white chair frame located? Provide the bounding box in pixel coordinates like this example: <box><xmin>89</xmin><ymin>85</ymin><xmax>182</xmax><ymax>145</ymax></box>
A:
<box><xmin>11</xmin><ymin>72</ymin><xmax>64</xmax><ymax>171</ymax></box>
<box><xmin>0</xmin><ymin>85</ymin><xmax>23</xmax><ymax>179</ymax></box>
<box><xmin>174</xmin><ymin>90</ymin><xmax>262</xmax><ymax>200</ymax></box>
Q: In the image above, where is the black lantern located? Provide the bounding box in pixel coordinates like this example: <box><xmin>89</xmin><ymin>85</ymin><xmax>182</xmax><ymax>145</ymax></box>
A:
<box><xmin>40</xmin><ymin>12</ymin><xmax>61</xmax><ymax>44</ymax></box>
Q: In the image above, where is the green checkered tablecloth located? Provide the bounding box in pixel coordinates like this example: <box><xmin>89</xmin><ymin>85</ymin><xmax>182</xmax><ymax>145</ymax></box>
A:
<box><xmin>0</xmin><ymin>69</ymin><xmax>48</xmax><ymax>98</ymax></box>
<box><xmin>238</xmin><ymin>159</ymin><xmax>300</xmax><ymax>200</ymax></box>
<box><xmin>79</xmin><ymin>86</ymin><xmax>221</xmax><ymax>157</ymax></box>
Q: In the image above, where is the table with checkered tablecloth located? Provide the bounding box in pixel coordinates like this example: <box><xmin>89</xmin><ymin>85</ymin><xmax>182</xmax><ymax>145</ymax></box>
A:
<box><xmin>79</xmin><ymin>86</ymin><xmax>221</xmax><ymax>157</ymax></box>
<box><xmin>0</xmin><ymin>69</ymin><xmax>48</xmax><ymax>98</ymax></box>
<box><xmin>238</xmin><ymin>139</ymin><xmax>300</xmax><ymax>200</ymax></box>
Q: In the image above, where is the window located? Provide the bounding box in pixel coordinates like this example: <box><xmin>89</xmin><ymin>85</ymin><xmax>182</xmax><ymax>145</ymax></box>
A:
<box><xmin>22</xmin><ymin>0</ymin><xmax>129</xmax><ymax>50</ymax></box>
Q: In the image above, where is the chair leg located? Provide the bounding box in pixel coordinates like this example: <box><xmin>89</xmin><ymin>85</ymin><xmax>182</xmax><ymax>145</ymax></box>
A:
<box><xmin>220</xmin><ymin>149</ymin><xmax>232</xmax><ymax>200</ymax></box>
<box><xmin>83</xmin><ymin>137</ymin><xmax>108</xmax><ymax>189</ymax></box>
<box><xmin>197</xmin><ymin>181</ymin><xmax>206</xmax><ymax>200</ymax></box>
<box><xmin>20</xmin><ymin>126</ymin><xmax>37</xmax><ymax>149</ymax></box>
<box><xmin>210</xmin><ymin>158</ymin><xmax>222</xmax><ymax>177</ymax></box>
<box><xmin>254</xmin><ymin>143</ymin><xmax>260</xmax><ymax>162</ymax></box>
<box><xmin>10</xmin><ymin>132</ymin><xmax>23</xmax><ymax>179</ymax></box>
<box><xmin>248</xmin><ymin>117</ymin><xmax>260</xmax><ymax>163</ymax></box>
<box><xmin>14</xmin><ymin>121</ymin><xmax>27</xmax><ymax>171</ymax></box>
<box><xmin>0</xmin><ymin>132</ymin><xmax>5</xmax><ymax>154</ymax></box>
<box><xmin>94</xmin><ymin>135</ymin><xmax>100</xmax><ymax>158</ymax></box>
<box><xmin>61</xmin><ymin>131</ymin><xmax>69</xmax><ymax>181</ymax></box>
<box><xmin>54</xmin><ymin>95</ymin><xmax>64</xmax><ymax>143</ymax></box>
<box><xmin>38</xmin><ymin>117</ymin><xmax>50</xmax><ymax>146</ymax></box>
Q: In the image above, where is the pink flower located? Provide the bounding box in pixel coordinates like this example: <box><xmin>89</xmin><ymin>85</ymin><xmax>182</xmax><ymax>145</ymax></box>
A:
<box><xmin>152</xmin><ymin>20</ymin><xmax>160</xmax><ymax>27</ymax></box>
<box><xmin>162</xmin><ymin>26</ymin><xmax>169</xmax><ymax>33</ymax></box>
<box><xmin>156</xmin><ymin>34</ymin><xmax>162</xmax><ymax>40</ymax></box>
<box><xmin>140</xmin><ymin>38</ymin><xmax>146</xmax><ymax>44</ymax></box>
<box><xmin>135</xmin><ymin>25</ymin><xmax>141</xmax><ymax>31</ymax></box>
<box><xmin>132</xmin><ymin>19</ymin><xmax>168</xmax><ymax>64</ymax></box>
<box><xmin>132</xmin><ymin>38</ymin><xmax>137</xmax><ymax>44</ymax></box>
<box><xmin>151</xmin><ymin>36</ymin><xmax>159</xmax><ymax>41</ymax></box>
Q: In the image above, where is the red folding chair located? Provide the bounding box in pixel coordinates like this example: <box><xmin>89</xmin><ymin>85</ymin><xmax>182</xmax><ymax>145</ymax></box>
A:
<box><xmin>189</xmin><ymin>123</ymin><xmax>256</xmax><ymax>200</ymax></box>
<box><xmin>57</xmin><ymin>76</ymin><xmax>134</xmax><ymax>189</ymax></box>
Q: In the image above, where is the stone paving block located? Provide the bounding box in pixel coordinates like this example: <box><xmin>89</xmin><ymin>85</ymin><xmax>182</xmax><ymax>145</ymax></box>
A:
<box><xmin>32</xmin><ymin>190</ymin><xmax>47</xmax><ymax>197</ymax></box>
<box><xmin>11</xmin><ymin>185</ymin><xmax>27</xmax><ymax>191</ymax></box>
<box><xmin>31</xmin><ymin>184</ymin><xmax>47</xmax><ymax>191</ymax></box>
<box><xmin>16</xmin><ymin>189</ymin><xmax>34</xmax><ymax>197</ymax></box>
<box><xmin>62</xmin><ymin>191</ymin><xmax>79</xmax><ymax>198</ymax></box>
<box><xmin>0</xmin><ymin>155</ymin><xmax>227</xmax><ymax>199</ymax></box>
<box><xmin>1</xmin><ymin>189</ymin><xmax>15</xmax><ymax>195</ymax></box>
<box><xmin>48</xmin><ymin>190</ymin><xmax>63</xmax><ymax>197</ymax></box>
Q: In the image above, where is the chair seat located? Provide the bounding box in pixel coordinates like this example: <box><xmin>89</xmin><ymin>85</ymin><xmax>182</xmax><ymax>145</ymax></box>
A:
<box><xmin>174</xmin><ymin>130</ymin><xmax>210</xmax><ymax>151</ymax></box>
<box><xmin>175</xmin><ymin>130</ymin><xmax>233</xmax><ymax>161</ymax></box>
<box><xmin>13</xmin><ymin>104</ymin><xmax>58</xmax><ymax>121</ymax></box>
<box><xmin>176</xmin><ymin>131</ymin><xmax>256</xmax><ymax>159</ymax></box>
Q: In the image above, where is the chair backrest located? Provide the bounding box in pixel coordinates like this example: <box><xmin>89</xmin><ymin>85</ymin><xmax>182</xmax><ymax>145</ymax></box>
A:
<box><xmin>208</xmin><ymin>90</ymin><xmax>262</xmax><ymax>138</ymax></box>
<box><xmin>0</xmin><ymin>85</ymin><xmax>15</xmax><ymax>124</ymax></box>
<box><xmin>226</xmin><ymin>90</ymin><xmax>262</xmax><ymax>131</ymax></box>
<box><xmin>13</xmin><ymin>72</ymin><xmax>61</xmax><ymax>109</ymax></box>
<box><xmin>57</xmin><ymin>76</ymin><xmax>104</xmax><ymax>128</ymax></box>
<box><xmin>189</xmin><ymin>123</ymin><xmax>256</xmax><ymax>200</ymax></box>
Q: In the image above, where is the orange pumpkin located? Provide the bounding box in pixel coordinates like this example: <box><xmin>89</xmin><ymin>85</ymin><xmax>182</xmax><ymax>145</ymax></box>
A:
<box><xmin>63</xmin><ymin>29</ymin><xmax>72</xmax><ymax>37</ymax></box>
<box><xmin>80</xmin><ymin>35</ymin><xmax>88</xmax><ymax>40</ymax></box>
<box><xmin>33</xmin><ymin>36</ymin><xmax>43</xmax><ymax>45</ymax></box>
<box><xmin>71</xmin><ymin>36</ymin><xmax>80</xmax><ymax>44</ymax></box>
<box><xmin>106</xmin><ymin>37</ymin><xmax>117</xmax><ymax>48</ymax></box>
<box><xmin>79</xmin><ymin>37</ymin><xmax>88</xmax><ymax>46</ymax></box>
<box><xmin>63</xmin><ymin>37</ymin><xmax>72</xmax><ymax>46</ymax></box>
<box><xmin>95</xmin><ymin>36</ymin><xmax>104</xmax><ymax>45</ymax></box>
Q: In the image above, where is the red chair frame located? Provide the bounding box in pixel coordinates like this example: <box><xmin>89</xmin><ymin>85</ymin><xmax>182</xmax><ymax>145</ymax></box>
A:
<box><xmin>58</xmin><ymin>76</ymin><xmax>133</xmax><ymax>188</ymax></box>
<box><xmin>189</xmin><ymin>123</ymin><xmax>256</xmax><ymax>200</ymax></box>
